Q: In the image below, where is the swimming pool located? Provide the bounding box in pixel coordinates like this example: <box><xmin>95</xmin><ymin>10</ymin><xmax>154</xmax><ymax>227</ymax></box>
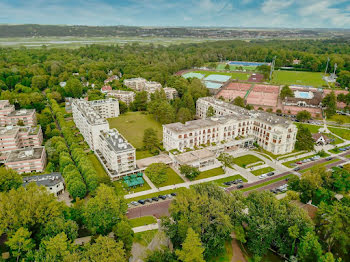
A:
<box><xmin>294</xmin><ymin>91</ymin><xmax>314</xmax><ymax>99</ymax></box>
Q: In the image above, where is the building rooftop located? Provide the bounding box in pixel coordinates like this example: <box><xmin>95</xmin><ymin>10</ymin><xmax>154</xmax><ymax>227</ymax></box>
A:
<box><xmin>7</xmin><ymin>109</ymin><xmax>35</xmax><ymax>117</ymax></box>
<box><xmin>107</xmin><ymin>90</ymin><xmax>135</xmax><ymax>95</ymax></box>
<box><xmin>0</xmin><ymin>125</ymin><xmax>40</xmax><ymax>137</ymax></box>
<box><xmin>174</xmin><ymin>149</ymin><xmax>215</xmax><ymax>165</ymax></box>
<box><xmin>72</xmin><ymin>99</ymin><xmax>108</xmax><ymax>126</ymax></box>
<box><xmin>23</xmin><ymin>172</ymin><xmax>63</xmax><ymax>187</ymax></box>
<box><xmin>6</xmin><ymin>146</ymin><xmax>44</xmax><ymax>163</ymax></box>
<box><xmin>100</xmin><ymin>128</ymin><xmax>134</xmax><ymax>153</ymax></box>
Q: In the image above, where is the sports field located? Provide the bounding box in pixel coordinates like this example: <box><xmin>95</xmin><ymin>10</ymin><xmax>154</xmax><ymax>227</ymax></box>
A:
<box><xmin>216</xmin><ymin>63</ymin><xmax>257</xmax><ymax>71</ymax></box>
<box><xmin>192</xmin><ymin>70</ymin><xmax>250</xmax><ymax>81</ymax></box>
<box><xmin>271</xmin><ymin>70</ymin><xmax>325</xmax><ymax>87</ymax></box>
<box><xmin>108</xmin><ymin>112</ymin><xmax>163</xmax><ymax>149</ymax></box>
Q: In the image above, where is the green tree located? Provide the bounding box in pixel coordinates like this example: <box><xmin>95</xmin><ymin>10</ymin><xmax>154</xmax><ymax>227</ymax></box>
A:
<box><xmin>82</xmin><ymin>236</ymin><xmax>126</xmax><ymax>262</ymax></box>
<box><xmin>143</xmin><ymin>128</ymin><xmax>159</xmax><ymax>153</ymax></box>
<box><xmin>177</xmin><ymin>107</ymin><xmax>192</xmax><ymax>123</ymax></box>
<box><xmin>65</xmin><ymin>78</ymin><xmax>83</xmax><ymax>98</ymax></box>
<box><xmin>6</xmin><ymin>227</ymin><xmax>35</xmax><ymax>262</ymax></box>
<box><xmin>322</xmin><ymin>91</ymin><xmax>337</xmax><ymax>118</ymax></box>
<box><xmin>280</xmin><ymin>85</ymin><xmax>294</xmax><ymax>99</ymax></box>
<box><xmin>119</xmin><ymin>100</ymin><xmax>128</xmax><ymax>114</ymax></box>
<box><xmin>224</xmin><ymin>64</ymin><xmax>230</xmax><ymax>70</ymax></box>
<box><xmin>31</xmin><ymin>75</ymin><xmax>47</xmax><ymax>90</ymax></box>
<box><xmin>295</xmin><ymin>125</ymin><xmax>314</xmax><ymax>151</ymax></box>
<box><xmin>145</xmin><ymin>247</ymin><xmax>178</xmax><ymax>262</ymax></box>
<box><xmin>0</xmin><ymin>168</ymin><xmax>22</xmax><ymax>192</ymax></box>
<box><xmin>233</xmin><ymin>96</ymin><xmax>245</xmax><ymax>108</ymax></box>
<box><xmin>217</xmin><ymin>153</ymin><xmax>235</xmax><ymax>170</ymax></box>
<box><xmin>145</xmin><ymin>163</ymin><xmax>168</xmax><ymax>185</ymax></box>
<box><xmin>337</xmin><ymin>70</ymin><xmax>350</xmax><ymax>89</ymax></box>
<box><xmin>132</xmin><ymin>91</ymin><xmax>148</xmax><ymax>111</ymax></box>
<box><xmin>175</xmin><ymin>228</ymin><xmax>205</xmax><ymax>262</ymax></box>
<box><xmin>296</xmin><ymin>110</ymin><xmax>312</xmax><ymax>122</ymax></box>
<box><xmin>179</xmin><ymin>165</ymin><xmax>200</xmax><ymax>180</ymax></box>
<box><xmin>297</xmin><ymin>232</ymin><xmax>323</xmax><ymax>262</ymax></box>
<box><xmin>206</xmin><ymin>106</ymin><xmax>215</xmax><ymax>118</ymax></box>
<box><xmin>39</xmin><ymin>217</ymin><xmax>79</xmax><ymax>241</ymax></box>
<box><xmin>113</xmin><ymin>220</ymin><xmax>134</xmax><ymax>255</ymax></box>
<box><xmin>83</xmin><ymin>184</ymin><xmax>127</xmax><ymax>235</ymax></box>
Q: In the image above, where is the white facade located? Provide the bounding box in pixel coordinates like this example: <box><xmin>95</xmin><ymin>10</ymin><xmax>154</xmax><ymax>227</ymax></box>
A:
<box><xmin>163</xmin><ymin>87</ymin><xmax>178</xmax><ymax>100</ymax></box>
<box><xmin>163</xmin><ymin>97</ymin><xmax>297</xmax><ymax>155</ymax></box>
<box><xmin>123</xmin><ymin>78</ymin><xmax>162</xmax><ymax>93</ymax></box>
<box><xmin>97</xmin><ymin>129</ymin><xmax>136</xmax><ymax>176</ymax></box>
<box><xmin>23</xmin><ymin>172</ymin><xmax>64</xmax><ymax>196</ymax></box>
<box><xmin>106</xmin><ymin>90</ymin><xmax>135</xmax><ymax>105</ymax></box>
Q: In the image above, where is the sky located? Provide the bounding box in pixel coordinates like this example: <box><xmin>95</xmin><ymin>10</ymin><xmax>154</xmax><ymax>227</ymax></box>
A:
<box><xmin>1</xmin><ymin>0</ymin><xmax>350</xmax><ymax>28</ymax></box>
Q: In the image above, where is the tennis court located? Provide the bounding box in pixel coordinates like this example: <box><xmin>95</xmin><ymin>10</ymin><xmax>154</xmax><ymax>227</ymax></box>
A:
<box><xmin>182</xmin><ymin>72</ymin><xmax>205</xmax><ymax>79</ymax></box>
<box><xmin>204</xmin><ymin>81</ymin><xmax>223</xmax><ymax>89</ymax></box>
<box><xmin>246</xmin><ymin>84</ymin><xmax>280</xmax><ymax>107</ymax></box>
<box><xmin>204</xmin><ymin>74</ymin><xmax>231</xmax><ymax>83</ymax></box>
<box><xmin>216</xmin><ymin>82</ymin><xmax>252</xmax><ymax>100</ymax></box>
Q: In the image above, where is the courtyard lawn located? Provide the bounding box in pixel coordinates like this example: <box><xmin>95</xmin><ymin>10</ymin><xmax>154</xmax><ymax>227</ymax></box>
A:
<box><xmin>240</xmin><ymin>174</ymin><xmax>295</xmax><ymax>192</ymax></box>
<box><xmin>133</xmin><ymin>229</ymin><xmax>158</xmax><ymax>246</ymax></box>
<box><xmin>195</xmin><ymin>167</ymin><xmax>225</xmax><ymax>180</ymax></box>
<box><xmin>251</xmin><ymin>167</ymin><xmax>275</xmax><ymax>176</ymax></box>
<box><xmin>328</xmin><ymin>127</ymin><xmax>350</xmax><ymax>140</ymax></box>
<box><xmin>325</xmin><ymin>133</ymin><xmax>344</xmax><ymax>145</ymax></box>
<box><xmin>136</xmin><ymin>150</ymin><xmax>154</xmax><ymax>160</ymax></box>
<box><xmin>108</xmin><ymin>112</ymin><xmax>163</xmax><ymax>149</ymax></box>
<box><xmin>233</xmin><ymin>154</ymin><xmax>264</xmax><ymax>168</ymax></box>
<box><xmin>156</xmin><ymin>167</ymin><xmax>185</xmax><ymax>187</ymax></box>
<box><xmin>211</xmin><ymin>175</ymin><xmax>247</xmax><ymax>187</ymax></box>
<box><xmin>129</xmin><ymin>216</ymin><xmax>157</xmax><ymax>228</ymax></box>
<box><xmin>192</xmin><ymin>70</ymin><xmax>250</xmax><ymax>81</ymax></box>
<box><xmin>271</xmin><ymin>70</ymin><xmax>325</xmax><ymax>87</ymax></box>
<box><xmin>295</xmin><ymin>123</ymin><xmax>321</xmax><ymax>133</ymax></box>
<box><xmin>300</xmin><ymin>159</ymin><xmax>340</xmax><ymax>173</ymax></box>
<box><xmin>88</xmin><ymin>154</ymin><xmax>109</xmax><ymax>182</ymax></box>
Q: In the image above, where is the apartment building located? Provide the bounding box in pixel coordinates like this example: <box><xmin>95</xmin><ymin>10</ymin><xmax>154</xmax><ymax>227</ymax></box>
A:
<box><xmin>97</xmin><ymin>128</ymin><xmax>136</xmax><ymax>177</ymax></box>
<box><xmin>23</xmin><ymin>172</ymin><xmax>64</xmax><ymax>196</ymax></box>
<box><xmin>123</xmin><ymin>78</ymin><xmax>162</xmax><ymax>93</ymax></box>
<box><xmin>106</xmin><ymin>90</ymin><xmax>135</xmax><ymax>105</ymax></box>
<box><xmin>163</xmin><ymin>87</ymin><xmax>178</xmax><ymax>100</ymax></box>
<box><xmin>5</xmin><ymin>147</ymin><xmax>46</xmax><ymax>174</ymax></box>
<box><xmin>0</xmin><ymin>100</ymin><xmax>37</xmax><ymax>127</ymax></box>
<box><xmin>163</xmin><ymin>97</ymin><xmax>297</xmax><ymax>155</ymax></box>
<box><xmin>0</xmin><ymin>125</ymin><xmax>43</xmax><ymax>152</ymax></box>
<box><xmin>89</xmin><ymin>98</ymin><xmax>120</xmax><ymax>119</ymax></box>
<box><xmin>72</xmin><ymin>99</ymin><xmax>110</xmax><ymax>151</ymax></box>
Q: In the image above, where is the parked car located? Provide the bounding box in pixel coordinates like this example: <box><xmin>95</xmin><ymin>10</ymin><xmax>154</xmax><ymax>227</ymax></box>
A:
<box><xmin>138</xmin><ymin>199</ymin><xmax>146</xmax><ymax>205</ymax></box>
<box><xmin>296</xmin><ymin>161</ymin><xmax>303</xmax><ymax>165</ymax></box>
<box><xmin>237</xmin><ymin>179</ymin><xmax>243</xmax><ymax>183</ymax></box>
<box><xmin>266</xmin><ymin>172</ymin><xmax>275</xmax><ymax>176</ymax></box>
<box><xmin>337</xmin><ymin>165</ymin><xmax>344</xmax><ymax>169</ymax></box>
<box><xmin>131</xmin><ymin>201</ymin><xmax>139</xmax><ymax>206</ymax></box>
<box><xmin>145</xmin><ymin>198</ymin><xmax>153</xmax><ymax>203</ymax></box>
<box><xmin>294</xmin><ymin>167</ymin><xmax>301</xmax><ymax>171</ymax></box>
<box><xmin>158</xmin><ymin>195</ymin><xmax>166</xmax><ymax>200</ymax></box>
<box><xmin>171</xmin><ymin>192</ymin><xmax>177</xmax><ymax>196</ymax></box>
<box><xmin>326</xmin><ymin>157</ymin><xmax>333</xmax><ymax>161</ymax></box>
<box><xmin>166</xmin><ymin>194</ymin><xmax>173</xmax><ymax>199</ymax></box>
<box><xmin>223</xmin><ymin>182</ymin><xmax>231</xmax><ymax>186</ymax></box>
<box><xmin>237</xmin><ymin>184</ymin><xmax>244</xmax><ymax>189</ymax></box>
<box><xmin>151</xmin><ymin>197</ymin><xmax>159</xmax><ymax>201</ymax></box>
<box><xmin>270</xmin><ymin>189</ymin><xmax>278</xmax><ymax>194</ymax></box>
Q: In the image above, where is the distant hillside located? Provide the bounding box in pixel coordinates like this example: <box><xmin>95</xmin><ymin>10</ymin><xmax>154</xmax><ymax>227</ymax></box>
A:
<box><xmin>0</xmin><ymin>24</ymin><xmax>340</xmax><ymax>39</ymax></box>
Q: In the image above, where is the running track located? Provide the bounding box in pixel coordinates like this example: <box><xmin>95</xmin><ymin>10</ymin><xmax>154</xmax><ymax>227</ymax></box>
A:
<box><xmin>127</xmin><ymin>152</ymin><xmax>350</xmax><ymax>219</ymax></box>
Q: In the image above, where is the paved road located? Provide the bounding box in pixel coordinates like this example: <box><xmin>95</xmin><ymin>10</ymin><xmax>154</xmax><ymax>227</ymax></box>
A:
<box><xmin>126</xmin><ymin>152</ymin><xmax>350</xmax><ymax>219</ymax></box>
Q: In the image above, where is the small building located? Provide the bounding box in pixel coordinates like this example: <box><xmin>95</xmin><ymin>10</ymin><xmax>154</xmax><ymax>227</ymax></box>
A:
<box><xmin>65</xmin><ymin>97</ymin><xmax>73</xmax><ymax>112</ymax></box>
<box><xmin>163</xmin><ymin>87</ymin><xmax>178</xmax><ymax>100</ymax></box>
<box><xmin>172</xmin><ymin>148</ymin><xmax>219</xmax><ymax>171</ymax></box>
<box><xmin>104</xmin><ymin>75</ymin><xmax>119</xmax><ymax>84</ymax></box>
<box><xmin>101</xmin><ymin>85</ymin><xmax>112</xmax><ymax>93</ymax></box>
<box><xmin>22</xmin><ymin>172</ymin><xmax>64</xmax><ymax>196</ymax></box>
<box><xmin>312</xmin><ymin>133</ymin><xmax>332</xmax><ymax>145</ymax></box>
<box><xmin>5</xmin><ymin>147</ymin><xmax>46</xmax><ymax>174</ymax></box>
<box><xmin>106</xmin><ymin>90</ymin><xmax>135</xmax><ymax>105</ymax></box>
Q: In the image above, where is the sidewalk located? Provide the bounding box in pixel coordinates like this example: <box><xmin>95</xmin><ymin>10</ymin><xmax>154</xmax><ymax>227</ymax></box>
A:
<box><xmin>132</xmin><ymin>223</ymin><xmax>159</xmax><ymax>233</ymax></box>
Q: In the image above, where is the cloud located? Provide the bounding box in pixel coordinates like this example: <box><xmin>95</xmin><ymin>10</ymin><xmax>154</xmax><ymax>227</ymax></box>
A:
<box><xmin>261</xmin><ymin>0</ymin><xmax>294</xmax><ymax>14</ymax></box>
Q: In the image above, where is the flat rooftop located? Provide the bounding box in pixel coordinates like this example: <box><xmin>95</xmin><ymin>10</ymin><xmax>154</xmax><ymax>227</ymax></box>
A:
<box><xmin>73</xmin><ymin>99</ymin><xmax>108</xmax><ymax>126</ymax></box>
<box><xmin>8</xmin><ymin>109</ymin><xmax>35</xmax><ymax>117</ymax></box>
<box><xmin>6</xmin><ymin>147</ymin><xmax>44</xmax><ymax>163</ymax></box>
<box><xmin>23</xmin><ymin>172</ymin><xmax>63</xmax><ymax>187</ymax></box>
<box><xmin>100</xmin><ymin>128</ymin><xmax>134</xmax><ymax>153</ymax></box>
<box><xmin>174</xmin><ymin>149</ymin><xmax>215</xmax><ymax>165</ymax></box>
<box><xmin>107</xmin><ymin>90</ymin><xmax>135</xmax><ymax>95</ymax></box>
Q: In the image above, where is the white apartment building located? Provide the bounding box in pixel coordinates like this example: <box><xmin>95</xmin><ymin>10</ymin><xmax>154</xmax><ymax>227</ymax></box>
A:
<box><xmin>72</xmin><ymin>99</ymin><xmax>112</xmax><ymax>151</ymax></box>
<box><xmin>106</xmin><ymin>90</ymin><xmax>135</xmax><ymax>105</ymax></box>
<box><xmin>97</xmin><ymin>129</ymin><xmax>136</xmax><ymax>177</ymax></box>
<box><xmin>123</xmin><ymin>78</ymin><xmax>162</xmax><ymax>93</ymax></box>
<box><xmin>89</xmin><ymin>98</ymin><xmax>120</xmax><ymax>119</ymax></box>
<box><xmin>23</xmin><ymin>172</ymin><xmax>64</xmax><ymax>196</ymax></box>
<box><xmin>163</xmin><ymin>87</ymin><xmax>178</xmax><ymax>100</ymax></box>
<box><xmin>163</xmin><ymin>97</ymin><xmax>297</xmax><ymax>155</ymax></box>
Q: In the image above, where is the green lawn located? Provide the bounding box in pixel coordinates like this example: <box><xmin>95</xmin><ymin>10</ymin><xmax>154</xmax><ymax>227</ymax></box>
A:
<box><xmin>329</xmin><ymin>115</ymin><xmax>350</xmax><ymax>124</ymax></box>
<box><xmin>209</xmin><ymin>240</ymin><xmax>233</xmax><ymax>262</ymax></box>
<box><xmin>133</xmin><ymin>229</ymin><xmax>158</xmax><ymax>246</ymax></box>
<box><xmin>251</xmin><ymin>167</ymin><xmax>275</xmax><ymax>176</ymax></box>
<box><xmin>88</xmin><ymin>154</ymin><xmax>109</xmax><ymax>182</ymax></box>
<box><xmin>240</xmin><ymin>174</ymin><xmax>295</xmax><ymax>192</ymax></box>
<box><xmin>295</xmin><ymin>123</ymin><xmax>321</xmax><ymax>133</ymax></box>
<box><xmin>129</xmin><ymin>216</ymin><xmax>157</xmax><ymax>228</ymax></box>
<box><xmin>108</xmin><ymin>112</ymin><xmax>163</xmax><ymax>149</ymax></box>
<box><xmin>156</xmin><ymin>167</ymin><xmax>185</xmax><ymax>187</ymax></box>
<box><xmin>115</xmin><ymin>179</ymin><xmax>152</xmax><ymax>194</ymax></box>
<box><xmin>216</xmin><ymin>63</ymin><xmax>257</xmax><ymax>72</ymax></box>
<box><xmin>325</xmin><ymin>133</ymin><xmax>344</xmax><ymax>145</ymax></box>
<box><xmin>271</xmin><ymin>70</ymin><xmax>325</xmax><ymax>87</ymax></box>
<box><xmin>233</xmin><ymin>154</ymin><xmax>264</xmax><ymax>168</ymax></box>
<box><xmin>195</xmin><ymin>167</ymin><xmax>225</xmax><ymax>180</ymax></box>
<box><xmin>328</xmin><ymin>127</ymin><xmax>350</xmax><ymax>140</ymax></box>
<box><xmin>136</xmin><ymin>150</ymin><xmax>154</xmax><ymax>160</ymax></box>
<box><xmin>211</xmin><ymin>175</ymin><xmax>247</xmax><ymax>187</ymax></box>
<box><xmin>300</xmin><ymin>159</ymin><xmax>340</xmax><ymax>173</ymax></box>
<box><xmin>283</xmin><ymin>154</ymin><xmax>318</xmax><ymax>168</ymax></box>
<box><xmin>192</xmin><ymin>70</ymin><xmax>250</xmax><ymax>81</ymax></box>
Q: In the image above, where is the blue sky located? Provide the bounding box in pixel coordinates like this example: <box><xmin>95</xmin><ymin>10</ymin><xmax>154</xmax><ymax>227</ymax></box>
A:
<box><xmin>1</xmin><ymin>0</ymin><xmax>350</xmax><ymax>28</ymax></box>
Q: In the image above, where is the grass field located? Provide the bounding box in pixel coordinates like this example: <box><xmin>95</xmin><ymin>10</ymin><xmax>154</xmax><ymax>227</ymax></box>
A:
<box><xmin>129</xmin><ymin>216</ymin><xmax>157</xmax><ymax>228</ymax></box>
<box><xmin>88</xmin><ymin>154</ymin><xmax>109</xmax><ymax>182</ymax></box>
<box><xmin>156</xmin><ymin>167</ymin><xmax>185</xmax><ymax>187</ymax></box>
<box><xmin>295</xmin><ymin>123</ymin><xmax>320</xmax><ymax>133</ymax></box>
<box><xmin>329</xmin><ymin>115</ymin><xmax>350</xmax><ymax>124</ymax></box>
<box><xmin>195</xmin><ymin>167</ymin><xmax>225</xmax><ymax>180</ymax></box>
<box><xmin>216</xmin><ymin>63</ymin><xmax>257</xmax><ymax>71</ymax></box>
<box><xmin>192</xmin><ymin>70</ymin><xmax>250</xmax><ymax>81</ymax></box>
<box><xmin>108</xmin><ymin>112</ymin><xmax>163</xmax><ymax>149</ymax></box>
<box><xmin>233</xmin><ymin>154</ymin><xmax>264</xmax><ymax>168</ymax></box>
<box><xmin>241</xmin><ymin>174</ymin><xmax>294</xmax><ymax>192</ymax></box>
<box><xmin>135</xmin><ymin>150</ymin><xmax>154</xmax><ymax>160</ymax></box>
<box><xmin>328</xmin><ymin>127</ymin><xmax>350</xmax><ymax>140</ymax></box>
<box><xmin>300</xmin><ymin>159</ymin><xmax>340</xmax><ymax>173</ymax></box>
<box><xmin>211</xmin><ymin>175</ymin><xmax>247</xmax><ymax>187</ymax></box>
<box><xmin>329</xmin><ymin>144</ymin><xmax>350</xmax><ymax>154</ymax></box>
<box><xmin>251</xmin><ymin>167</ymin><xmax>275</xmax><ymax>176</ymax></box>
<box><xmin>133</xmin><ymin>229</ymin><xmax>158</xmax><ymax>246</ymax></box>
<box><xmin>271</xmin><ymin>70</ymin><xmax>325</xmax><ymax>87</ymax></box>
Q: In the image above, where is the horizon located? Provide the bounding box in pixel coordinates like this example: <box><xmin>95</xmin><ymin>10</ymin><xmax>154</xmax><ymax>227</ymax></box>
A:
<box><xmin>1</xmin><ymin>0</ymin><xmax>350</xmax><ymax>29</ymax></box>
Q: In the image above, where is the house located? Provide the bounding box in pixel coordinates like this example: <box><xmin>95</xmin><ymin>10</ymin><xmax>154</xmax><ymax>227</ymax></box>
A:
<box><xmin>172</xmin><ymin>148</ymin><xmax>220</xmax><ymax>171</ymax></box>
<box><xmin>23</xmin><ymin>172</ymin><xmax>64</xmax><ymax>196</ymax></box>
<box><xmin>312</xmin><ymin>133</ymin><xmax>332</xmax><ymax>145</ymax></box>
<box><xmin>101</xmin><ymin>85</ymin><xmax>112</xmax><ymax>93</ymax></box>
<box><xmin>104</xmin><ymin>75</ymin><xmax>119</xmax><ymax>84</ymax></box>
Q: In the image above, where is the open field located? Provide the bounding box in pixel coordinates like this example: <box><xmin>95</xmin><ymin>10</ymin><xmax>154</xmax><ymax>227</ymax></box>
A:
<box><xmin>129</xmin><ymin>216</ymin><xmax>157</xmax><ymax>228</ymax></box>
<box><xmin>295</xmin><ymin>123</ymin><xmax>320</xmax><ymax>133</ymax></box>
<box><xmin>135</xmin><ymin>150</ymin><xmax>154</xmax><ymax>160</ymax></box>
<box><xmin>88</xmin><ymin>154</ymin><xmax>109</xmax><ymax>182</ymax></box>
<box><xmin>271</xmin><ymin>70</ymin><xmax>325</xmax><ymax>87</ymax></box>
<box><xmin>216</xmin><ymin>63</ymin><xmax>257</xmax><ymax>71</ymax></box>
<box><xmin>233</xmin><ymin>154</ymin><xmax>264</xmax><ymax>168</ymax></box>
<box><xmin>329</xmin><ymin>115</ymin><xmax>350</xmax><ymax>124</ymax></box>
<box><xmin>211</xmin><ymin>174</ymin><xmax>247</xmax><ymax>187</ymax></box>
<box><xmin>195</xmin><ymin>167</ymin><xmax>225</xmax><ymax>180</ymax></box>
<box><xmin>108</xmin><ymin>112</ymin><xmax>163</xmax><ymax>149</ymax></box>
<box><xmin>328</xmin><ymin>127</ymin><xmax>350</xmax><ymax>140</ymax></box>
<box><xmin>156</xmin><ymin>167</ymin><xmax>185</xmax><ymax>187</ymax></box>
<box><xmin>251</xmin><ymin>167</ymin><xmax>275</xmax><ymax>176</ymax></box>
<box><xmin>192</xmin><ymin>70</ymin><xmax>250</xmax><ymax>81</ymax></box>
